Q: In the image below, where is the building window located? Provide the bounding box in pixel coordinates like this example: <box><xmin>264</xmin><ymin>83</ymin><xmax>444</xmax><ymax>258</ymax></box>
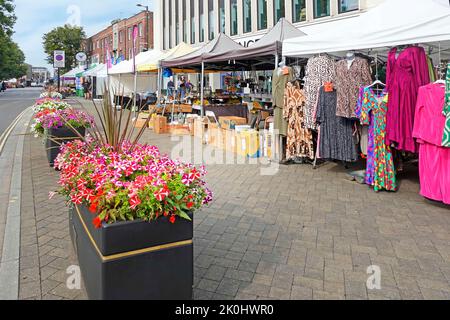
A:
<box><xmin>273</xmin><ymin>0</ymin><xmax>285</xmax><ymax>24</ymax></box>
<box><xmin>208</xmin><ymin>0</ymin><xmax>215</xmax><ymax>40</ymax></box>
<box><xmin>218</xmin><ymin>0</ymin><xmax>225</xmax><ymax>34</ymax></box>
<box><xmin>257</xmin><ymin>0</ymin><xmax>267</xmax><ymax>30</ymax></box>
<box><xmin>183</xmin><ymin>0</ymin><xmax>187</xmax><ymax>42</ymax></box>
<box><xmin>175</xmin><ymin>0</ymin><xmax>180</xmax><ymax>45</ymax></box>
<box><xmin>139</xmin><ymin>23</ymin><xmax>143</xmax><ymax>37</ymax></box>
<box><xmin>163</xmin><ymin>0</ymin><xmax>167</xmax><ymax>49</ymax></box>
<box><xmin>292</xmin><ymin>0</ymin><xmax>306</xmax><ymax>22</ymax></box>
<box><xmin>169</xmin><ymin>0</ymin><xmax>173</xmax><ymax>47</ymax></box>
<box><xmin>199</xmin><ymin>0</ymin><xmax>205</xmax><ymax>42</ymax></box>
<box><xmin>243</xmin><ymin>0</ymin><xmax>252</xmax><ymax>33</ymax></box>
<box><xmin>230</xmin><ymin>0</ymin><xmax>238</xmax><ymax>36</ymax></box>
<box><xmin>339</xmin><ymin>0</ymin><xmax>359</xmax><ymax>13</ymax></box>
<box><xmin>128</xmin><ymin>27</ymin><xmax>132</xmax><ymax>41</ymax></box>
<box><xmin>190</xmin><ymin>0</ymin><xmax>195</xmax><ymax>44</ymax></box>
<box><xmin>314</xmin><ymin>0</ymin><xmax>330</xmax><ymax>18</ymax></box>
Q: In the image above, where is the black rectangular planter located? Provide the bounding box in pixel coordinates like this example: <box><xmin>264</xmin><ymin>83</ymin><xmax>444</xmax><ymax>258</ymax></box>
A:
<box><xmin>69</xmin><ymin>205</ymin><xmax>193</xmax><ymax>300</ymax></box>
<box><xmin>46</xmin><ymin>127</ymin><xmax>85</xmax><ymax>167</ymax></box>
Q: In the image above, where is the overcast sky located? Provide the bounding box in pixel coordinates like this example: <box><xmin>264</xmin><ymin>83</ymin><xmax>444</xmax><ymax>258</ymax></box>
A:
<box><xmin>12</xmin><ymin>0</ymin><xmax>155</xmax><ymax>71</ymax></box>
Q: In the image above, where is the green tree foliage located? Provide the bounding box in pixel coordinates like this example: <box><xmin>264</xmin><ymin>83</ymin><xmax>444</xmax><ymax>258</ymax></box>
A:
<box><xmin>42</xmin><ymin>25</ymin><xmax>86</xmax><ymax>73</ymax></box>
<box><xmin>0</xmin><ymin>0</ymin><xmax>27</xmax><ymax>80</ymax></box>
<box><xmin>0</xmin><ymin>0</ymin><xmax>16</xmax><ymax>37</ymax></box>
<box><xmin>0</xmin><ymin>35</ymin><xmax>27</xmax><ymax>79</ymax></box>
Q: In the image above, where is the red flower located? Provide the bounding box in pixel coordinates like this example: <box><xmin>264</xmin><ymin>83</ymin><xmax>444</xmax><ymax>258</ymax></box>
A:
<box><xmin>89</xmin><ymin>202</ymin><xmax>98</xmax><ymax>213</ymax></box>
<box><xmin>163</xmin><ymin>211</ymin><xmax>169</xmax><ymax>217</ymax></box>
<box><xmin>93</xmin><ymin>216</ymin><xmax>102</xmax><ymax>229</ymax></box>
<box><xmin>154</xmin><ymin>187</ymin><xmax>169</xmax><ymax>202</ymax></box>
<box><xmin>187</xmin><ymin>202</ymin><xmax>194</xmax><ymax>209</ymax></box>
<box><xmin>169</xmin><ymin>215</ymin><xmax>176</xmax><ymax>224</ymax></box>
<box><xmin>129</xmin><ymin>195</ymin><xmax>141</xmax><ymax>210</ymax></box>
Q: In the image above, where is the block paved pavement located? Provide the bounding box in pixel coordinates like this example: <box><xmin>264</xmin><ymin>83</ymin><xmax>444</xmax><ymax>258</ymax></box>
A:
<box><xmin>8</xmin><ymin>100</ymin><xmax>450</xmax><ymax>300</ymax></box>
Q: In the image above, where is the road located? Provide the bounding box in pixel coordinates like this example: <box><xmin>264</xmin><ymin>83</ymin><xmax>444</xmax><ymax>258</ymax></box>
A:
<box><xmin>0</xmin><ymin>87</ymin><xmax>41</xmax><ymax>135</ymax></box>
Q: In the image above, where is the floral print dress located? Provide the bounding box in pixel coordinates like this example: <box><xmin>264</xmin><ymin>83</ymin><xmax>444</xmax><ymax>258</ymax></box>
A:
<box><xmin>443</xmin><ymin>63</ymin><xmax>450</xmax><ymax>147</ymax></box>
<box><xmin>359</xmin><ymin>87</ymin><xmax>397</xmax><ymax>192</ymax></box>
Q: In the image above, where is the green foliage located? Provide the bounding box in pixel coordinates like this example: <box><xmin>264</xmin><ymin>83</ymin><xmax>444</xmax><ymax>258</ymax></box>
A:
<box><xmin>0</xmin><ymin>0</ymin><xmax>16</xmax><ymax>37</ymax></box>
<box><xmin>0</xmin><ymin>1</ymin><xmax>26</xmax><ymax>80</ymax></box>
<box><xmin>42</xmin><ymin>24</ymin><xmax>86</xmax><ymax>73</ymax></box>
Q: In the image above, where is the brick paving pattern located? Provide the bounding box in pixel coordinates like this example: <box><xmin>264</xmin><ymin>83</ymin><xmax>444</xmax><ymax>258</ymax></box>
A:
<box><xmin>16</xmin><ymin>102</ymin><xmax>450</xmax><ymax>300</ymax></box>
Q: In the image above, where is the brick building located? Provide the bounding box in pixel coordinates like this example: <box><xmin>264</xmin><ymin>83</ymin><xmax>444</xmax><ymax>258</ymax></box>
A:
<box><xmin>84</xmin><ymin>10</ymin><xmax>154</xmax><ymax>66</ymax></box>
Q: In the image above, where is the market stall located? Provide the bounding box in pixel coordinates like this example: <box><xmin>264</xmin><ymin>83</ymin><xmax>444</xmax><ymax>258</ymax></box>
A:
<box><xmin>276</xmin><ymin>0</ymin><xmax>450</xmax><ymax>203</ymax></box>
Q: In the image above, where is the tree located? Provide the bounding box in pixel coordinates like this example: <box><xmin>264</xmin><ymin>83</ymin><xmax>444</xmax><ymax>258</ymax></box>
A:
<box><xmin>0</xmin><ymin>0</ymin><xmax>16</xmax><ymax>37</ymax></box>
<box><xmin>0</xmin><ymin>0</ymin><xmax>26</xmax><ymax>80</ymax></box>
<box><xmin>42</xmin><ymin>24</ymin><xmax>86</xmax><ymax>73</ymax></box>
<box><xmin>0</xmin><ymin>35</ymin><xmax>27</xmax><ymax>79</ymax></box>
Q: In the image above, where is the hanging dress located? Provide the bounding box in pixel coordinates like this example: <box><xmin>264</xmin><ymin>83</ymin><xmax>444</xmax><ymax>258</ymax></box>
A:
<box><xmin>443</xmin><ymin>63</ymin><xmax>450</xmax><ymax>147</ymax></box>
<box><xmin>303</xmin><ymin>54</ymin><xmax>336</xmax><ymax>130</ymax></box>
<box><xmin>272</xmin><ymin>67</ymin><xmax>293</xmax><ymax>136</ymax></box>
<box><xmin>334</xmin><ymin>57</ymin><xmax>372</xmax><ymax>119</ymax></box>
<box><xmin>360</xmin><ymin>87</ymin><xmax>397</xmax><ymax>192</ymax></box>
<box><xmin>283</xmin><ymin>81</ymin><xmax>314</xmax><ymax>160</ymax></box>
<box><xmin>315</xmin><ymin>87</ymin><xmax>358</xmax><ymax>162</ymax></box>
<box><xmin>413</xmin><ymin>83</ymin><xmax>450</xmax><ymax>205</ymax></box>
<box><xmin>385</xmin><ymin>46</ymin><xmax>430</xmax><ymax>153</ymax></box>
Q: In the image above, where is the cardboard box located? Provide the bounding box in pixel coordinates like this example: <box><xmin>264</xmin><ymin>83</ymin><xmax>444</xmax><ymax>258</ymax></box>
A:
<box><xmin>148</xmin><ymin>114</ymin><xmax>157</xmax><ymax>130</ymax></box>
<box><xmin>207</xmin><ymin>123</ymin><xmax>220</xmax><ymax>147</ymax></box>
<box><xmin>219</xmin><ymin>116</ymin><xmax>247</xmax><ymax>130</ymax></box>
<box><xmin>154</xmin><ymin>115</ymin><xmax>168</xmax><ymax>134</ymax></box>
<box><xmin>236</xmin><ymin>129</ymin><xmax>261</xmax><ymax>158</ymax></box>
<box><xmin>168</xmin><ymin>124</ymin><xmax>191</xmax><ymax>136</ymax></box>
<box><xmin>222</xmin><ymin>129</ymin><xmax>237</xmax><ymax>153</ymax></box>
<box><xmin>134</xmin><ymin>113</ymin><xmax>150</xmax><ymax>129</ymax></box>
<box><xmin>194</xmin><ymin>117</ymin><xmax>208</xmax><ymax>144</ymax></box>
<box><xmin>262</xmin><ymin>130</ymin><xmax>274</xmax><ymax>158</ymax></box>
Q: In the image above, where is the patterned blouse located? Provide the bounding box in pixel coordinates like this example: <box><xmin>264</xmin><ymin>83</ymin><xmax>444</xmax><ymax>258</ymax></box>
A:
<box><xmin>303</xmin><ymin>54</ymin><xmax>336</xmax><ymax>130</ymax></box>
<box><xmin>335</xmin><ymin>57</ymin><xmax>372</xmax><ymax>119</ymax></box>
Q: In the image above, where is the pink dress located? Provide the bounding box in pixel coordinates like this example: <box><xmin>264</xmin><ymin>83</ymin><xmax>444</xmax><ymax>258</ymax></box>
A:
<box><xmin>386</xmin><ymin>46</ymin><xmax>430</xmax><ymax>153</ymax></box>
<box><xmin>412</xmin><ymin>83</ymin><xmax>450</xmax><ymax>204</ymax></box>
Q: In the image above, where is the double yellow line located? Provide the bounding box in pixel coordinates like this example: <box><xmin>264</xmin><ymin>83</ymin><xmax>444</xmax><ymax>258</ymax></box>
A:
<box><xmin>0</xmin><ymin>107</ymin><xmax>32</xmax><ymax>155</ymax></box>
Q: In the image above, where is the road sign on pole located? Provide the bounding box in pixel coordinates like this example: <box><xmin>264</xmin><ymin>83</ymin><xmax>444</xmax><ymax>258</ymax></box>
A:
<box><xmin>54</xmin><ymin>50</ymin><xmax>65</xmax><ymax>68</ymax></box>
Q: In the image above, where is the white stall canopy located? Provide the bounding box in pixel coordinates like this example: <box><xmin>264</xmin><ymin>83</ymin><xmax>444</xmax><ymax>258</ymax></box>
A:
<box><xmin>108</xmin><ymin>51</ymin><xmax>151</xmax><ymax>74</ymax></box>
<box><xmin>84</xmin><ymin>64</ymin><xmax>107</xmax><ymax>77</ymax></box>
<box><xmin>283</xmin><ymin>0</ymin><xmax>450</xmax><ymax>57</ymax></box>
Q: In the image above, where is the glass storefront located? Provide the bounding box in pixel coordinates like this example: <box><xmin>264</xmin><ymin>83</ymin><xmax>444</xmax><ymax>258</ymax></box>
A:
<box><xmin>273</xmin><ymin>0</ymin><xmax>285</xmax><ymax>24</ymax></box>
<box><xmin>292</xmin><ymin>0</ymin><xmax>306</xmax><ymax>23</ymax></box>
<box><xmin>257</xmin><ymin>0</ymin><xmax>267</xmax><ymax>30</ymax></box>
<box><xmin>314</xmin><ymin>0</ymin><xmax>330</xmax><ymax>18</ymax></box>
<box><xmin>175</xmin><ymin>0</ymin><xmax>179</xmax><ymax>45</ymax></box>
<box><xmin>183</xmin><ymin>0</ymin><xmax>187</xmax><ymax>42</ymax></box>
<box><xmin>243</xmin><ymin>0</ymin><xmax>252</xmax><ymax>33</ymax></box>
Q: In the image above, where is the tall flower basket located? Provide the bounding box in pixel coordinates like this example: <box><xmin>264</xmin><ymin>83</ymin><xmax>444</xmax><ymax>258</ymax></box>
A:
<box><xmin>53</xmin><ymin>93</ymin><xmax>212</xmax><ymax>300</ymax></box>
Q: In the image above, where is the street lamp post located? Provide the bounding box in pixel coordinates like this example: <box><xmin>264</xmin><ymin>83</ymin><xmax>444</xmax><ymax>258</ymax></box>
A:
<box><xmin>137</xmin><ymin>4</ymin><xmax>150</xmax><ymax>50</ymax></box>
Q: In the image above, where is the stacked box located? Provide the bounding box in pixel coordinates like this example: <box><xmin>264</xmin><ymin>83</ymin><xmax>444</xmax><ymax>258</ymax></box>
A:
<box><xmin>154</xmin><ymin>115</ymin><xmax>168</xmax><ymax>134</ymax></box>
<box><xmin>218</xmin><ymin>116</ymin><xmax>248</xmax><ymax>130</ymax></box>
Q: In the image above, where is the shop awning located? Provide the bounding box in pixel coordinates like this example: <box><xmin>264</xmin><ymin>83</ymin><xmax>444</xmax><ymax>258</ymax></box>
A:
<box><xmin>161</xmin><ymin>33</ymin><xmax>243</xmax><ymax>70</ymax></box>
<box><xmin>283</xmin><ymin>0</ymin><xmax>450</xmax><ymax>57</ymax></box>
<box><xmin>108</xmin><ymin>52</ymin><xmax>149</xmax><ymax>74</ymax></box>
<box><xmin>137</xmin><ymin>42</ymin><xmax>197</xmax><ymax>72</ymax></box>
<box><xmin>84</xmin><ymin>64</ymin><xmax>107</xmax><ymax>77</ymax></box>
<box><xmin>76</xmin><ymin>64</ymin><xmax>97</xmax><ymax>77</ymax></box>
<box><xmin>204</xmin><ymin>18</ymin><xmax>306</xmax><ymax>70</ymax></box>
<box><xmin>61</xmin><ymin>66</ymin><xmax>85</xmax><ymax>79</ymax></box>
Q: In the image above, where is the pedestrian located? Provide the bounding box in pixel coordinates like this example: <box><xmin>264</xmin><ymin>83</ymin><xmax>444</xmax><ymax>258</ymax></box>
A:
<box><xmin>167</xmin><ymin>77</ymin><xmax>175</xmax><ymax>99</ymax></box>
<box><xmin>178</xmin><ymin>76</ymin><xmax>186</xmax><ymax>101</ymax></box>
<box><xmin>185</xmin><ymin>79</ymin><xmax>193</xmax><ymax>94</ymax></box>
<box><xmin>83</xmin><ymin>80</ymin><xmax>90</xmax><ymax>99</ymax></box>
<box><xmin>1</xmin><ymin>81</ymin><xmax>6</xmax><ymax>92</ymax></box>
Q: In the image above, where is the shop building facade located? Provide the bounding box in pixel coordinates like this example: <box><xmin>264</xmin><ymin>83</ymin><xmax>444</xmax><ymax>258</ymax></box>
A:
<box><xmin>156</xmin><ymin>0</ymin><xmax>384</xmax><ymax>51</ymax></box>
<box><xmin>84</xmin><ymin>10</ymin><xmax>154</xmax><ymax>66</ymax></box>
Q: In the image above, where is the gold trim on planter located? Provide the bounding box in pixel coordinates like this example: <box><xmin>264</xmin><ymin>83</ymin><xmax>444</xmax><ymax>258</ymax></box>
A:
<box><xmin>75</xmin><ymin>206</ymin><xmax>193</xmax><ymax>262</ymax></box>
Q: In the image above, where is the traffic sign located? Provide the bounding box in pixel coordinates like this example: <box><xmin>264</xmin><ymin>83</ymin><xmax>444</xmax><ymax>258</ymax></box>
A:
<box><xmin>54</xmin><ymin>50</ymin><xmax>65</xmax><ymax>68</ymax></box>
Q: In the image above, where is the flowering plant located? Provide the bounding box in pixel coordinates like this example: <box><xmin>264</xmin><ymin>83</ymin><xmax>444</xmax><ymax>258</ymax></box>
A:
<box><xmin>33</xmin><ymin>98</ymin><xmax>70</xmax><ymax>112</ymax></box>
<box><xmin>40</xmin><ymin>91</ymin><xmax>63</xmax><ymax>99</ymax></box>
<box><xmin>32</xmin><ymin>108</ymin><xmax>95</xmax><ymax>137</ymax></box>
<box><xmin>54</xmin><ymin>138</ymin><xmax>213</xmax><ymax>228</ymax></box>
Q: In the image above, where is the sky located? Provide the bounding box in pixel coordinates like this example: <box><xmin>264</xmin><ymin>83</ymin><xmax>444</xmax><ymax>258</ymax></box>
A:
<box><xmin>12</xmin><ymin>0</ymin><xmax>155</xmax><ymax>72</ymax></box>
